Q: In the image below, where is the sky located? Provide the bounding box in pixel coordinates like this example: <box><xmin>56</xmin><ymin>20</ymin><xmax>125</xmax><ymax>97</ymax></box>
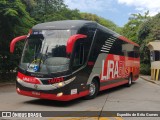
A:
<box><xmin>64</xmin><ymin>0</ymin><xmax>160</xmax><ymax>27</ymax></box>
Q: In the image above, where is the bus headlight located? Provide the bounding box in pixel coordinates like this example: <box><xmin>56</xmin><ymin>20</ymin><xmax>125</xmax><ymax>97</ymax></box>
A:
<box><xmin>57</xmin><ymin>92</ymin><xmax>63</xmax><ymax>97</ymax></box>
<box><xmin>17</xmin><ymin>88</ymin><xmax>20</xmax><ymax>92</ymax></box>
<box><xmin>17</xmin><ymin>77</ymin><xmax>22</xmax><ymax>82</ymax></box>
<box><xmin>52</xmin><ymin>76</ymin><xmax>76</xmax><ymax>88</ymax></box>
<box><xmin>58</xmin><ymin>82</ymin><xmax>65</xmax><ymax>87</ymax></box>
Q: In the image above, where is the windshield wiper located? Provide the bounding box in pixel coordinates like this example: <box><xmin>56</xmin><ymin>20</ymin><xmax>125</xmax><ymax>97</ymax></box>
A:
<box><xmin>37</xmin><ymin>45</ymin><xmax>48</xmax><ymax>72</ymax></box>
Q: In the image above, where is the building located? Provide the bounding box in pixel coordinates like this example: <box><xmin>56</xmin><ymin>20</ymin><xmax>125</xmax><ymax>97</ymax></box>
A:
<box><xmin>147</xmin><ymin>41</ymin><xmax>160</xmax><ymax>80</ymax></box>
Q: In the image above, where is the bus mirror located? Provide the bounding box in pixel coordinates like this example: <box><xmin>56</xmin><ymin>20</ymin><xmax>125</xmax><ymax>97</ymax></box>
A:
<box><xmin>10</xmin><ymin>35</ymin><xmax>27</xmax><ymax>53</ymax></box>
<box><xmin>66</xmin><ymin>34</ymin><xmax>87</xmax><ymax>54</ymax></box>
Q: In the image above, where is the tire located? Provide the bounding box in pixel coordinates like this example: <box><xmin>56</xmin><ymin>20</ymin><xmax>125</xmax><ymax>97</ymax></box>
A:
<box><xmin>85</xmin><ymin>79</ymin><xmax>99</xmax><ymax>99</ymax></box>
<box><xmin>126</xmin><ymin>74</ymin><xmax>132</xmax><ymax>87</ymax></box>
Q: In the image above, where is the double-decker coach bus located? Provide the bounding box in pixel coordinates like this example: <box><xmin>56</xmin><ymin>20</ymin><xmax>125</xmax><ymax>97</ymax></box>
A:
<box><xmin>10</xmin><ymin>20</ymin><xmax>140</xmax><ymax>101</ymax></box>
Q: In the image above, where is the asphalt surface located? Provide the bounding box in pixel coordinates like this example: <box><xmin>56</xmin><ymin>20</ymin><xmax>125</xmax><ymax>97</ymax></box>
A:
<box><xmin>0</xmin><ymin>78</ymin><xmax>160</xmax><ymax>120</ymax></box>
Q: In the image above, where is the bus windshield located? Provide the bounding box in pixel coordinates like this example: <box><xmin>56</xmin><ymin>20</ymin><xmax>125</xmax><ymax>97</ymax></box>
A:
<box><xmin>20</xmin><ymin>30</ymin><xmax>71</xmax><ymax>73</ymax></box>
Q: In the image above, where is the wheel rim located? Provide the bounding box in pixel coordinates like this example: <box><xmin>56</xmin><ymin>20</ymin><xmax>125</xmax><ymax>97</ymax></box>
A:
<box><xmin>89</xmin><ymin>82</ymin><xmax>96</xmax><ymax>96</ymax></box>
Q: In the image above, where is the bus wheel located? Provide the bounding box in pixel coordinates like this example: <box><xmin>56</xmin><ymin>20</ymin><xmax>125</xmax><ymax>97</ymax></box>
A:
<box><xmin>126</xmin><ymin>74</ymin><xmax>132</xmax><ymax>87</ymax></box>
<box><xmin>85</xmin><ymin>79</ymin><xmax>99</xmax><ymax>99</ymax></box>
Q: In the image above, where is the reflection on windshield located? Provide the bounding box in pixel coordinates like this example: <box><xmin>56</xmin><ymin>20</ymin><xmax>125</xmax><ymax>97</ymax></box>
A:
<box><xmin>20</xmin><ymin>30</ymin><xmax>71</xmax><ymax>73</ymax></box>
<box><xmin>21</xmin><ymin>35</ymin><xmax>43</xmax><ymax>63</ymax></box>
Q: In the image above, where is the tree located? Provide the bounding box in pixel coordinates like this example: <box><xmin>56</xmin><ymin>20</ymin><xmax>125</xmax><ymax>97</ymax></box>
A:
<box><xmin>0</xmin><ymin>0</ymin><xmax>121</xmax><ymax>81</ymax></box>
<box><xmin>30</xmin><ymin>0</ymin><xmax>67</xmax><ymax>23</ymax></box>
<box><xmin>22</xmin><ymin>0</ymin><xmax>36</xmax><ymax>14</ymax></box>
<box><xmin>138</xmin><ymin>13</ymin><xmax>160</xmax><ymax>42</ymax></box>
<box><xmin>22</xmin><ymin>0</ymin><xmax>120</xmax><ymax>32</ymax></box>
<box><xmin>80</xmin><ymin>12</ymin><xmax>121</xmax><ymax>33</ymax></box>
<box><xmin>121</xmin><ymin>11</ymin><xmax>151</xmax><ymax>74</ymax></box>
<box><xmin>137</xmin><ymin>13</ymin><xmax>160</xmax><ymax>74</ymax></box>
<box><xmin>121</xmin><ymin>11</ymin><xmax>150</xmax><ymax>44</ymax></box>
<box><xmin>0</xmin><ymin>0</ymin><xmax>35</xmax><ymax>79</ymax></box>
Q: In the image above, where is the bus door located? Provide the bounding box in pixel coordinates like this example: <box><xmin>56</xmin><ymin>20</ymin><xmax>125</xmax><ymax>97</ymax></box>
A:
<box><xmin>72</xmin><ymin>43</ymin><xmax>85</xmax><ymax>71</ymax></box>
<box><xmin>71</xmin><ymin>41</ymin><xmax>90</xmax><ymax>87</ymax></box>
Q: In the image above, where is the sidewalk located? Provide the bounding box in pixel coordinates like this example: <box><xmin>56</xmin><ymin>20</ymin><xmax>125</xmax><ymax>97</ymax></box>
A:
<box><xmin>140</xmin><ymin>75</ymin><xmax>160</xmax><ymax>86</ymax></box>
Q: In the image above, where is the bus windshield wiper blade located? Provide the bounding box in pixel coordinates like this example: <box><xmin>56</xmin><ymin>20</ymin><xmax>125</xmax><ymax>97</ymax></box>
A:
<box><xmin>38</xmin><ymin>45</ymin><xmax>48</xmax><ymax>72</ymax></box>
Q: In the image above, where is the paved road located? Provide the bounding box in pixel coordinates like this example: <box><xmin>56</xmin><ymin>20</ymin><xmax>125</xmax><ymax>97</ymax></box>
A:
<box><xmin>0</xmin><ymin>78</ymin><xmax>160</xmax><ymax>120</ymax></box>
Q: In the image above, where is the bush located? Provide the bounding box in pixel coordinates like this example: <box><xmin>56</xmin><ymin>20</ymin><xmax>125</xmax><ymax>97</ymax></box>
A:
<box><xmin>140</xmin><ymin>63</ymin><xmax>151</xmax><ymax>75</ymax></box>
<box><xmin>0</xmin><ymin>72</ymin><xmax>17</xmax><ymax>83</ymax></box>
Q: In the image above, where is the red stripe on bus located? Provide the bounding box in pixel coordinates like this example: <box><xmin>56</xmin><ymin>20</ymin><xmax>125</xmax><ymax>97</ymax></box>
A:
<box><xmin>119</xmin><ymin>36</ymin><xmax>139</xmax><ymax>47</ymax></box>
<box><xmin>18</xmin><ymin>72</ymin><xmax>41</xmax><ymax>84</ymax></box>
<box><xmin>100</xmin><ymin>80</ymin><xmax>128</xmax><ymax>91</ymax></box>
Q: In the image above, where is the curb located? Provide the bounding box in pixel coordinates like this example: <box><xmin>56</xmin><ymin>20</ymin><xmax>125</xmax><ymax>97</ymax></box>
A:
<box><xmin>0</xmin><ymin>82</ymin><xmax>15</xmax><ymax>87</ymax></box>
<box><xmin>140</xmin><ymin>76</ymin><xmax>160</xmax><ymax>86</ymax></box>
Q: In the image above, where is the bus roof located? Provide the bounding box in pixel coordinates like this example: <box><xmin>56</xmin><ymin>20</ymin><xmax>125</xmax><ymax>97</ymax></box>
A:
<box><xmin>32</xmin><ymin>20</ymin><xmax>118</xmax><ymax>35</ymax></box>
<box><xmin>32</xmin><ymin>20</ymin><xmax>139</xmax><ymax>47</ymax></box>
<box><xmin>33</xmin><ymin>20</ymin><xmax>119</xmax><ymax>36</ymax></box>
<box><xmin>32</xmin><ymin>20</ymin><xmax>96</xmax><ymax>30</ymax></box>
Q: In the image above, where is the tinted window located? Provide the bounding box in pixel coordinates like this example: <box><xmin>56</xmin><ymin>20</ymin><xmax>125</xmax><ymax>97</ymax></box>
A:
<box><xmin>72</xmin><ymin>40</ymin><xmax>90</xmax><ymax>71</ymax></box>
<box><xmin>133</xmin><ymin>46</ymin><xmax>140</xmax><ymax>58</ymax></box>
<box><xmin>110</xmin><ymin>39</ymin><xmax>125</xmax><ymax>56</ymax></box>
<box><xmin>78</xmin><ymin>26</ymin><xmax>97</xmax><ymax>62</ymax></box>
<box><xmin>110</xmin><ymin>39</ymin><xmax>140</xmax><ymax>58</ymax></box>
<box><xmin>73</xmin><ymin>43</ymin><xmax>84</xmax><ymax>66</ymax></box>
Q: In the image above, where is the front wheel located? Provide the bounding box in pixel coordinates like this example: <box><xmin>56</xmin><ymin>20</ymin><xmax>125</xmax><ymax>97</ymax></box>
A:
<box><xmin>85</xmin><ymin>79</ymin><xmax>99</xmax><ymax>99</ymax></box>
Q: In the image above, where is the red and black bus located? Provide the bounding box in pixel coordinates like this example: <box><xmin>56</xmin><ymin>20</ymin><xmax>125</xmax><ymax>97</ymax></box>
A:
<box><xmin>10</xmin><ymin>20</ymin><xmax>140</xmax><ymax>101</ymax></box>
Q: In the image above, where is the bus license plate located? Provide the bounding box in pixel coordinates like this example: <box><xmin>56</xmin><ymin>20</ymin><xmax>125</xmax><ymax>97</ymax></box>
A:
<box><xmin>32</xmin><ymin>91</ymin><xmax>40</xmax><ymax>96</ymax></box>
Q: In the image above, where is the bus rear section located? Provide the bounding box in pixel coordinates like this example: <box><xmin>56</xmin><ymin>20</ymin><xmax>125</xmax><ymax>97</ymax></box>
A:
<box><xmin>10</xmin><ymin>20</ymin><xmax>140</xmax><ymax>101</ymax></box>
<box><xmin>84</xmin><ymin>28</ymin><xmax>140</xmax><ymax>99</ymax></box>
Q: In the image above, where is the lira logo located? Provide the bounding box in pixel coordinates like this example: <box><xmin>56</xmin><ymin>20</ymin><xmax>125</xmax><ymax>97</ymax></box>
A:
<box><xmin>101</xmin><ymin>60</ymin><xmax>119</xmax><ymax>80</ymax></box>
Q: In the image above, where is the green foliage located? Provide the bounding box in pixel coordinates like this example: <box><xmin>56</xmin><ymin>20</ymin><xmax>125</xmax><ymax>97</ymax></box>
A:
<box><xmin>140</xmin><ymin>63</ymin><xmax>151</xmax><ymax>75</ymax></box>
<box><xmin>29</xmin><ymin>0</ymin><xmax>67</xmax><ymax>23</ymax></box>
<box><xmin>21</xmin><ymin>0</ymin><xmax>36</xmax><ymax>14</ymax></box>
<box><xmin>43</xmin><ymin>8</ymin><xmax>81</xmax><ymax>21</ymax></box>
<box><xmin>22</xmin><ymin>0</ymin><xmax>121</xmax><ymax>31</ymax></box>
<box><xmin>121</xmin><ymin>11</ymin><xmax>150</xmax><ymax>44</ymax></box>
<box><xmin>121</xmin><ymin>11</ymin><xmax>151</xmax><ymax>74</ymax></box>
<box><xmin>0</xmin><ymin>0</ymin><xmax>121</xmax><ymax>81</ymax></box>
<box><xmin>137</xmin><ymin>13</ymin><xmax>160</xmax><ymax>75</ymax></box>
<box><xmin>0</xmin><ymin>0</ymin><xmax>35</xmax><ymax>78</ymax></box>
<box><xmin>80</xmin><ymin>13</ymin><xmax>121</xmax><ymax>33</ymax></box>
<box><xmin>138</xmin><ymin>13</ymin><xmax>160</xmax><ymax>42</ymax></box>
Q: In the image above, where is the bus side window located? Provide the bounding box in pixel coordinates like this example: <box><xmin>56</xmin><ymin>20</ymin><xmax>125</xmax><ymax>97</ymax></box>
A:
<box><xmin>73</xmin><ymin>43</ymin><xmax>85</xmax><ymax>70</ymax></box>
<box><xmin>110</xmin><ymin>39</ymin><xmax>124</xmax><ymax>56</ymax></box>
<box><xmin>134</xmin><ymin>46</ymin><xmax>140</xmax><ymax>58</ymax></box>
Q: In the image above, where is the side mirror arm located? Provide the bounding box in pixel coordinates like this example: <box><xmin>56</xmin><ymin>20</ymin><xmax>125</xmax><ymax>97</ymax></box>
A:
<box><xmin>10</xmin><ymin>35</ymin><xmax>27</xmax><ymax>53</ymax></box>
<box><xmin>66</xmin><ymin>34</ymin><xmax>87</xmax><ymax>54</ymax></box>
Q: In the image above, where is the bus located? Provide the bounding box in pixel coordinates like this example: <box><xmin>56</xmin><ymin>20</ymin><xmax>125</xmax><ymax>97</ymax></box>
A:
<box><xmin>10</xmin><ymin>20</ymin><xmax>140</xmax><ymax>101</ymax></box>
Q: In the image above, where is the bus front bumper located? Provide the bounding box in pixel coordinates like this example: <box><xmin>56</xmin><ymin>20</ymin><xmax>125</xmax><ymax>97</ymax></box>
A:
<box><xmin>16</xmin><ymin>88</ymin><xmax>89</xmax><ymax>101</ymax></box>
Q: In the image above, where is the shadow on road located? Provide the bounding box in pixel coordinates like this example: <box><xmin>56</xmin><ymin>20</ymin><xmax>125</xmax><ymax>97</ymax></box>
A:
<box><xmin>23</xmin><ymin>97</ymin><xmax>84</xmax><ymax>107</ymax></box>
<box><xmin>98</xmin><ymin>82</ymin><xmax>136</xmax><ymax>97</ymax></box>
